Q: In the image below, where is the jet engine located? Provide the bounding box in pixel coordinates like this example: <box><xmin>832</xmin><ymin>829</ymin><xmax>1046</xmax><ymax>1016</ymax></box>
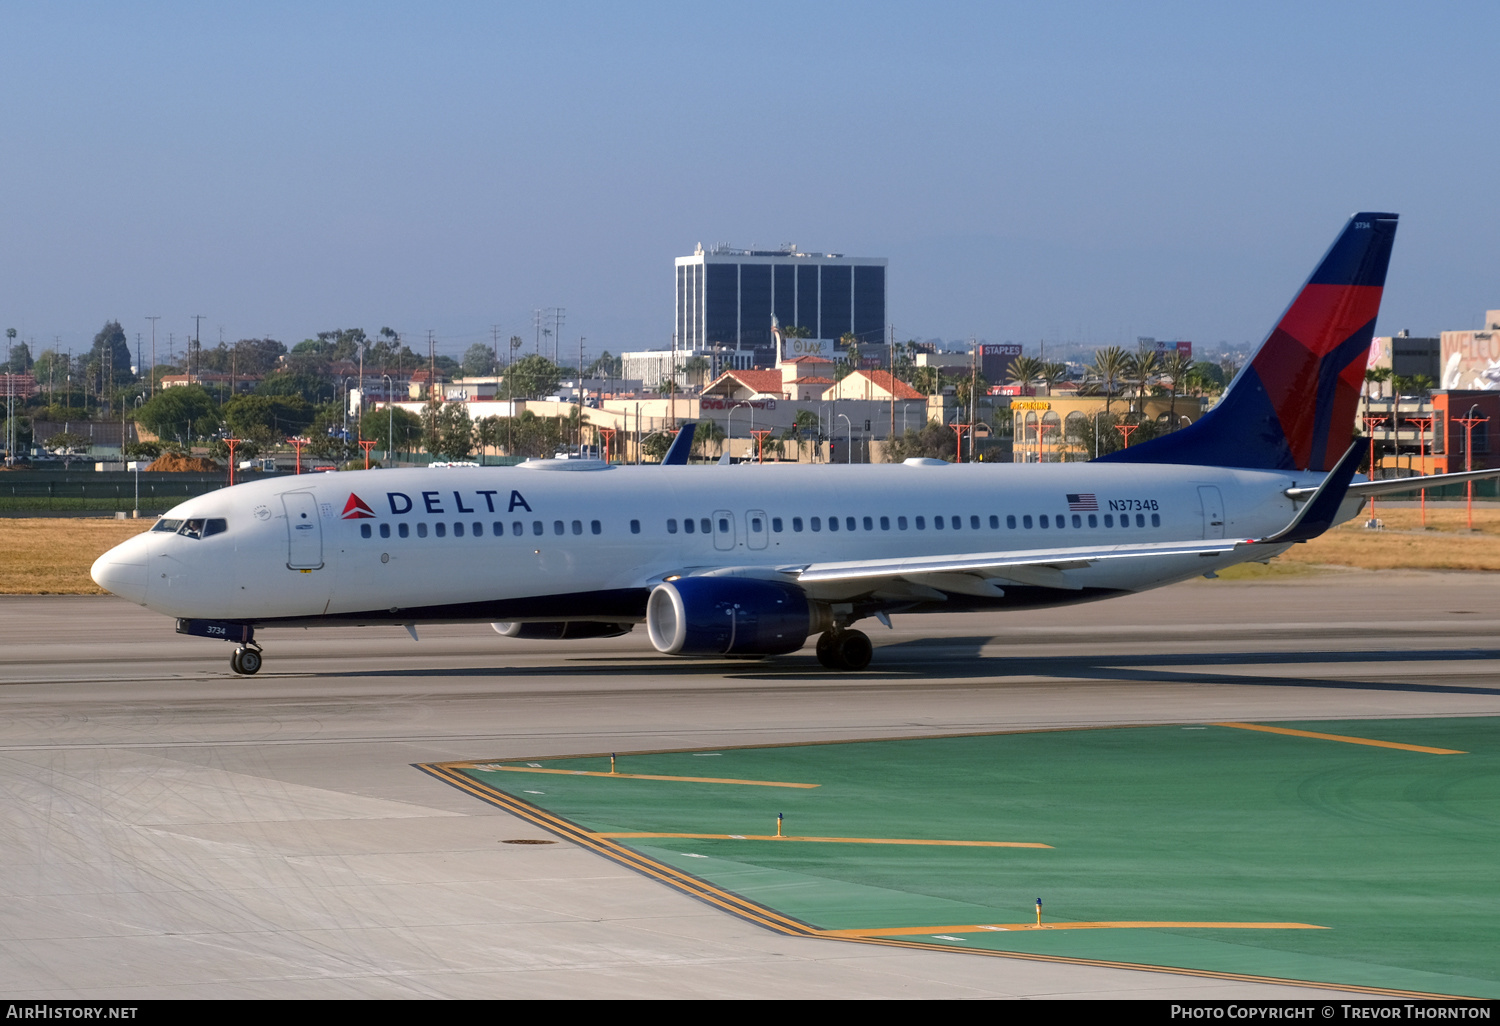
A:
<box><xmin>646</xmin><ymin>577</ymin><xmax>812</xmax><ymax>656</ymax></box>
<box><xmin>491</xmin><ymin>621</ymin><xmax>634</xmax><ymax>640</ymax></box>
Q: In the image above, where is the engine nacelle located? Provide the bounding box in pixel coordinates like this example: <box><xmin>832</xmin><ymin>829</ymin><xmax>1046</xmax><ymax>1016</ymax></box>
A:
<box><xmin>491</xmin><ymin>621</ymin><xmax>634</xmax><ymax>640</ymax></box>
<box><xmin>646</xmin><ymin>577</ymin><xmax>811</xmax><ymax>656</ymax></box>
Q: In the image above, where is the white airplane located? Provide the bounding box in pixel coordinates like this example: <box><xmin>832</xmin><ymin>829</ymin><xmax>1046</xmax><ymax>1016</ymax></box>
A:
<box><xmin>90</xmin><ymin>212</ymin><xmax>1497</xmax><ymax>675</ymax></box>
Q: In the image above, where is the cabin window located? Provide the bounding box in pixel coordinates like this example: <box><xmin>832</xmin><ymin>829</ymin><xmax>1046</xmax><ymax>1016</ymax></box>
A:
<box><xmin>828</xmin><ymin>516</ymin><xmax>839</xmax><ymax>532</ymax></box>
<box><xmin>630</xmin><ymin>519</ymin><xmax>641</xmax><ymax>534</ymax></box>
<box><xmin>700</xmin><ymin>518</ymin><xmax>712</xmax><ymax>534</ymax></box>
<box><xmin>1039</xmin><ymin>515</ymin><xmax>1049</xmax><ymax>529</ymax></box>
<box><xmin>1072</xmin><ymin>514</ymin><xmax>1082</xmax><ymax>528</ymax></box>
<box><xmin>1088</xmin><ymin>514</ymin><xmax>1097</xmax><ymax>528</ymax></box>
<box><xmin>750</xmin><ymin>516</ymin><xmax>763</xmax><ymax>532</ymax></box>
<box><xmin>683</xmin><ymin>518</ymin><xmax>695</xmax><ymax>534</ymax></box>
<box><xmin>379</xmin><ymin>523</ymin><xmax>391</xmax><ymax>538</ymax></box>
<box><xmin>152</xmin><ymin>519</ymin><xmax>183</xmax><ymax>533</ymax></box>
<box><xmin>1150</xmin><ymin>513</ymin><xmax>1160</xmax><ymax>527</ymax></box>
<box><xmin>969</xmin><ymin>516</ymin><xmax>979</xmax><ymax>530</ymax></box>
<box><xmin>898</xmin><ymin>516</ymin><xmax>908</xmax><ymax>530</ymax></box>
<box><xmin>989</xmin><ymin>515</ymin><xmax>999</xmax><ymax>529</ymax></box>
<box><xmin>475</xmin><ymin>522</ymin><xmax>485</xmax><ymax>536</ymax></box>
<box><xmin>771</xmin><ymin>517</ymin><xmax>783</xmax><ymax>533</ymax></box>
<box><xmin>513</xmin><ymin>521</ymin><xmax>524</xmax><ymax>536</ymax></box>
<box><xmin>792</xmin><ymin>517</ymin><xmax>804</xmax><ymax>532</ymax></box>
<box><xmin>1136</xmin><ymin>513</ymin><xmax>1146</xmax><ymax>528</ymax></box>
<box><xmin>879</xmin><ymin>516</ymin><xmax>889</xmax><ymax>531</ymax></box>
<box><xmin>1057</xmin><ymin>517</ymin><xmax>1065</xmax><ymax>530</ymax></box>
<box><xmin>399</xmin><ymin>523</ymin><xmax>410</xmax><ymax>538</ymax></box>
<box><xmin>844</xmin><ymin>517</ymin><xmax>855</xmax><ymax>531</ymax></box>
<box><xmin>1104</xmin><ymin>514</ymin><xmax>1113</xmax><ymax>527</ymax></box>
<box><xmin>553</xmin><ymin>521</ymin><xmax>564</xmax><ymax>536</ymax></box>
<box><xmin>933</xmin><ymin>516</ymin><xmax>944</xmax><ymax>530</ymax></box>
<box><xmin>915</xmin><ymin>516</ymin><xmax>925</xmax><ymax>530</ymax></box>
<box><xmin>360</xmin><ymin>524</ymin><xmax>371</xmax><ymax>538</ymax></box>
<box><xmin>435</xmin><ymin>523</ymin><xmax>447</xmax><ymax>538</ymax></box>
<box><xmin>592</xmin><ymin>520</ymin><xmax>602</xmax><ymax>535</ymax></box>
<box><xmin>453</xmin><ymin>523</ymin><xmax>464</xmax><ymax>537</ymax></box>
<box><xmin>493</xmin><ymin>522</ymin><xmax>504</xmax><ymax>536</ymax></box>
<box><xmin>863</xmin><ymin>516</ymin><xmax>874</xmax><ymax>531</ymax></box>
<box><xmin>810</xmin><ymin>517</ymin><xmax>822</xmax><ymax>532</ymax></box>
<box><xmin>532</xmin><ymin>521</ymin><xmax>544</xmax><ymax>536</ymax></box>
<box><xmin>1006</xmin><ymin>515</ymin><xmax>1016</xmax><ymax>529</ymax></box>
<box><xmin>417</xmin><ymin>523</ymin><xmax>428</xmax><ymax>538</ymax></box>
<box><xmin>571</xmin><ymin>520</ymin><xmax>583</xmax><ymax>535</ymax></box>
<box><xmin>1022</xmin><ymin>515</ymin><xmax>1032</xmax><ymax>529</ymax></box>
<box><xmin>666</xmin><ymin>518</ymin><xmax>678</xmax><ymax>534</ymax></box>
<box><xmin>203</xmin><ymin>518</ymin><xmax>227</xmax><ymax>537</ymax></box>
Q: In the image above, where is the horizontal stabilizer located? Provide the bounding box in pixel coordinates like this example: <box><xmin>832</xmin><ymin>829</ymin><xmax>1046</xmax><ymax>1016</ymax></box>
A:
<box><xmin>1257</xmin><ymin>441</ymin><xmax>1362</xmax><ymax>545</ymax></box>
<box><xmin>1286</xmin><ymin>465</ymin><xmax>1500</xmax><ymax>502</ymax></box>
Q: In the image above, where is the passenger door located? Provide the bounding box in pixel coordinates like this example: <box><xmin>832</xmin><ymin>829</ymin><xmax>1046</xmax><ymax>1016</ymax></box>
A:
<box><xmin>283</xmin><ymin>492</ymin><xmax>324</xmax><ymax>569</ymax></box>
<box><xmin>712</xmin><ymin>509</ymin><xmax>736</xmax><ymax>551</ymax></box>
<box><xmin>1198</xmin><ymin>486</ymin><xmax>1225</xmax><ymax>539</ymax></box>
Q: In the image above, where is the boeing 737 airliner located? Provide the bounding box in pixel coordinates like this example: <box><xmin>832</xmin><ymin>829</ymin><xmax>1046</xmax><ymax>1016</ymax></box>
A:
<box><xmin>90</xmin><ymin>212</ymin><xmax>1498</xmax><ymax>674</ymax></box>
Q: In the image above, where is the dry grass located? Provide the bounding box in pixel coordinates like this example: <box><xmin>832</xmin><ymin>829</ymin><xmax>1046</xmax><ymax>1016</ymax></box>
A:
<box><xmin>4</xmin><ymin>505</ymin><xmax>1500</xmax><ymax>595</ymax></box>
<box><xmin>0</xmin><ymin>518</ymin><xmax>155</xmax><ymax>594</ymax></box>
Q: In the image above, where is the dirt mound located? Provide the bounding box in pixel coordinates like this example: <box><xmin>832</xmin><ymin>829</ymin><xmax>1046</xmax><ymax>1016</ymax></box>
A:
<box><xmin>146</xmin><ymin>453</ymin><xmax>222</xmax><ymax>473</ymax></box>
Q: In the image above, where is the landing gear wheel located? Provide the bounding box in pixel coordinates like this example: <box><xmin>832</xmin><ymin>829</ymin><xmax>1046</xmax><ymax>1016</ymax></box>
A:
<box><xmin>816</xmin><ymin>631</ymin><xmax>839</xmax><ymax>669</ymax></box>
<box><xmin>232</xmin><ymin>646</ymin><xmax>263</xmax><ymax>675</ymax></box>
<box><xmin>815</xmin><ymin>629</ymin><xmax>872</xmax><ymax>671</ymax></box>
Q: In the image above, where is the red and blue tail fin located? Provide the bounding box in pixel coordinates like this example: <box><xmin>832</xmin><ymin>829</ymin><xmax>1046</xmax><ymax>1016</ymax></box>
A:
<box><xmin>1098</xmin><ymin>211</ymin><xmax>1398</xmax><ymax>472</ymax></box>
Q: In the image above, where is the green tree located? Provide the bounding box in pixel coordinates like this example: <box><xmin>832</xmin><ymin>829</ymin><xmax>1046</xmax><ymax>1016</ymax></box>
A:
<box><xmin>882</xmin><ymin>421</ymin><xmax>958</xmax><ymax>462</ymax></box>
<box><xmin>5</xmin><ymin>339</ymin><xmax>33</xmax><ymax>373</ymax></box>
<box><xmin>363</xmin><ymin>405</ymin><xmax>424</xmax><ymax>453</ymax></box>
<box><xmin>135</xmin><ymin>385</ymin><xmax>220</xmax><ymax>442</ymax></box>
<box><xmin>462</xmin><ymin>343</ymin><xmax>498</xmax><ymax>377</ymax></box>
<box><xmin>503</xmin><ymin>354</ymin><xmax>563</xmax><ymax>400</ymax></box>
<box><xmin>257</xmin><ymin>369</ymin><xmax>332</xmax><ymax>405</ymax></box>
<box><xmin>1007</xmin><ymin>355</ymin><xmax>1043</xmax><ymax>390</ymax></box>
<box><xmin>222</xmin><ymin>394</ymin><xmax>316</xmax><ymax>445</ymax></box>
<box><xmin>423</xmin><ymin>398</ymin><xmax>475</xmax><ymax>460</ymax></box>
<box><xmin>1089</xmin><ymin>346</ymin><xmax>1130</xmax><ymax>416</ymax></box>
<box><xmin>640</xmin><ymin>431</ymin><xmax>673</xmax><ymax>462</ymax></box>
<box><xmin>693</xmin><ymin>419</ymin><xmax>726</xmax><ymax>460</ymax></box>
<box><xmin>682</xmin><ymin>355</ymin><xmax>711</xmax><ymax>390</ymax></box>
<box><xmin>1161</xmin><ymin>350</ymin><xmax>1194</xmax><ymax>429</ymax></box>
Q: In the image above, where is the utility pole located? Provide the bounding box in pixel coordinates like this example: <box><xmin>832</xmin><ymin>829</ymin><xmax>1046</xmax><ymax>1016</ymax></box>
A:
<box><xmin>192</xmin><ymin>315</ymin><xmax>204</xmax><ymax>380</ymax></box>
<box><xmin>552</xmin><ymin>308</ymin><xmax>566</xmax><ymax>364</ymax></box>
<box><xmin>533</xmin><ymin>309</ymin><xmax>543</xmax><ymax>355</ymax></box>
<box><xmin>145</xmin><ymin>316</ymin><xmax>160</xmax><ymax>397</ymax></box>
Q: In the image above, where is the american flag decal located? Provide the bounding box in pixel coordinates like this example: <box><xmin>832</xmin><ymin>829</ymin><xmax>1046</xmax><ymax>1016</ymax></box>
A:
<box><xmin>1066</xmin><ymin>493</ymin><xmax>1098</xmax><ymax>511</ymax></box>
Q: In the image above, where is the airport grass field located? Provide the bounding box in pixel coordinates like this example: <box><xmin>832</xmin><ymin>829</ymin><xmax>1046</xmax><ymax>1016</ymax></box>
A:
<box><xmin>4</xmin><ymin>505</ymin><xmax>1500</xmax><ymax>593</ymax></box>
<box><xmin>431</xmin><ymin>718</ymin><xmax>1500</xmax><ymax>998</ymax></box>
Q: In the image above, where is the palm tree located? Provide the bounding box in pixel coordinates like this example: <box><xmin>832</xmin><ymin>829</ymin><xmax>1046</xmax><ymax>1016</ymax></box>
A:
<box><xmin>1007</xmin><ymin>355</ymin><xmax>1044</xmax><ymax>390</ymax></box>
<box><xmin>1129</xmin><ymin>348</ymin><xmax>1162</xmax><ymax>412</ymax></box>
<box><xmin>911</xmin><ymin>365</ymin><xmax>941</xmax><ymax>396</ymax></box>
<box><xmin>1161</xmin><ymin>350</ymin><xmax>1193</xmax><ymax>431</ymax></box>
<box><xmin>1040</xmin><ymin>361</ymin><xmax>1068</xmax><ymax>392</ymax></box>
<box><xmin>1089</xmin><ymin>346</ymin><xmax>1130</xmax><ymax>416</ymax></box>
<box><xmin>791</xmin><ymin>408</ymin><xmax>820</xmax><ymax>462</ymax></box>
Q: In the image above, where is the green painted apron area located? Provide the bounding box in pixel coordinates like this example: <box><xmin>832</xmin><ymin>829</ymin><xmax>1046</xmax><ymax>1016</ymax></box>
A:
<box><xmin>454</xmin><ymin>718</ymin><xmax>1500</xmax><ymax>997</ymax></box>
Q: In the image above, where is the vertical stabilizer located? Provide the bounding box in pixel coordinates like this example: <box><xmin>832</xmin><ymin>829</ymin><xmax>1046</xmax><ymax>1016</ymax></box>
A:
<box><xmin>1099</xmin><ymin>212</ymin><xmax>1398</xmax><ymax>471</ymax></box>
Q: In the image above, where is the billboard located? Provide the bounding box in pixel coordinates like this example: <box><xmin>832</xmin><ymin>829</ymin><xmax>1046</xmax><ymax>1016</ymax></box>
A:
<box><xmin>980</xmin><ymin>343</ymin><xmax>1022</xmax><ymax>384</ymax></box>
<box><xmin>1441</xmin><ymin>328</ymin><xmax>1500</xmax><ymax>391</ymax></box>
<box><xmin>1137</xmin><ymin>339</ymin><xmax>1193</xmax><ymax>357</ymax></box>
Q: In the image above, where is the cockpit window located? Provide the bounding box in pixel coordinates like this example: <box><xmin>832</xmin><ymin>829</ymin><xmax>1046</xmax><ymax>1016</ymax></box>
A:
<box><xmin>164</xmin><ymin>517</ymin><xmax>227</xmax><ymax>540</ymax></box>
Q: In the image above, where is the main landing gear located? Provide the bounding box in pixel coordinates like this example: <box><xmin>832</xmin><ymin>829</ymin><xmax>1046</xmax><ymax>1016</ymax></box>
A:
<box><xmin>815</xmin><ymin>629</ymin><xmax>872</xmax><ymax>671</ymax></box>
<box><xmin>229</xmin><ymin>645</ymin><xmax>263</xmax><ymax>676</ymax></box>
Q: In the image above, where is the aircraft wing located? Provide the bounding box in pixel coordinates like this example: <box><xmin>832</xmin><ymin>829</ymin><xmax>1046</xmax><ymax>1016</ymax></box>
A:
<box><xmin>772</xmin><ymin>536</ymin><xmax>1252</xmax><ymax>597</ymax></box>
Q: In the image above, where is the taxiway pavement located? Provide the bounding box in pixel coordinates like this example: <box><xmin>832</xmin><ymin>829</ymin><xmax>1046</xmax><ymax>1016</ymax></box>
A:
<box><xmin>1</xmin><ymin>569</ymin><xmax>1495</xmax><ymax>999</ymax></box>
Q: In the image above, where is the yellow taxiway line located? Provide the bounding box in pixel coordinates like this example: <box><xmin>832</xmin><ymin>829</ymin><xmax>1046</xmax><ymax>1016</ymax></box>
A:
<box><xmin>595</xmin><ymin>832</ymin><xmax>1051</xmax><ymax>848</ymax></box>
<box><xmin>1214</xmin><ymin>722</ymin><xmax>1466</xmax><ymax>755</ymax></box>
<box><xmin>819</xmin><ymin>921</ymin><xmax>1326</xmax><ymax>938</ymax></box>
<box><xmin>463</xmin><ymin>764</ymin><xmax>820</xmax><ymax>788</ymax></box>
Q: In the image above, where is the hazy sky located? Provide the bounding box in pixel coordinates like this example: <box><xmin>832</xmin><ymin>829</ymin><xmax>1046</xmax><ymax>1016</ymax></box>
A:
<box><xmin>3</xmin><ymin>1</ymin><xmax>1497</xmax><ymax>365</ymax></box>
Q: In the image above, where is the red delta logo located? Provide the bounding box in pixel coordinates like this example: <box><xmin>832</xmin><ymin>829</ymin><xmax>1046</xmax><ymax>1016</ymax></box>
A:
<box><xmin>341</xmin><ymin>493</ymin><xmax>377</xmax><ymax>519</ymax></box>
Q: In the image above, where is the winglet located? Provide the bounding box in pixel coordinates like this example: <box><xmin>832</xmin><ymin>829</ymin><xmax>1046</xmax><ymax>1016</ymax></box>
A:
<box><xmin>661</xmin><ymin>422</ymin><xmax>697</xmax><ymax>465</ymax></box>
<box><xmin>1259</xmin><ymin>441</ymin><xmax>1364</xmax><ymax>545</ymax></box>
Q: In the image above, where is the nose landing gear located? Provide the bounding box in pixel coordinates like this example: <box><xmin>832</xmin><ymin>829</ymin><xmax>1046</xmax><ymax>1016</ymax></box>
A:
<box><xmin>815</xmin><ymin>629</ymin><xmax>872</xmax><ymax>671</ymax></box>
<box><xmin>230</xmin><ymin>645</ymin><xmax>263</xmax><ymax>675</ymax></box>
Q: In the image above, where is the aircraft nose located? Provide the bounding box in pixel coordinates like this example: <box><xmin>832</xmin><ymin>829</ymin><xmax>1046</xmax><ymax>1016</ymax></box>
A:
<box><xmin>91</xmin><ymin>538</ymin><xmax>150</xmax><ymax>605</ymax></box>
